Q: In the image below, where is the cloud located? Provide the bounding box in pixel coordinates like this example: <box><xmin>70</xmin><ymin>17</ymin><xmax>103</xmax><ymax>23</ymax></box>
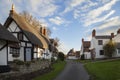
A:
<box><xmin>87</xmin><ymin>0</ymin><xmax>117</xmax><ymax>20</ymax></box>
<box><xmin>26</xmin><ymin>0</ymin><xmax>58</xmax><ymax>17</ymax></box>
<box><xmin>62</xmin><ymin>0</ymin><xmax>85</xmax><ymax>14</ymax></box>
<box><xmin>97</xmin><ymin>16</ymin><xmax>120</xmax><ymax>30</ymax></box>
<box><xmin>49</xmin><ymin>16</ymin><xmax>64</xmax><ymax>25</ymax></box>
<box><xmin>52</xmin><ymin>27</ymin><xmax>58</xmax><ymax>31</ymax></box>
<box><xmin>85</xmin><ymin>10</ymin><xmax>115</xmax><ymax>26</ymax></box>
<box><xmin>49</xmin><ymin>16</ymin><xmax>71</xmax><ymax>26</ymax></box>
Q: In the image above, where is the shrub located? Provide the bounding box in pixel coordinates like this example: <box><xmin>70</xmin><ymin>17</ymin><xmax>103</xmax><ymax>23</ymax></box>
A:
<box><xmin>13</xmin><ymin>59</ymin><xmax>24</xmax><ymax>65</ymax></box>
<box><xmin>51</xmin><ymin>57</ymin><xmax>56</xmax><ymax>63</ymax></box>
<box><xmin>58</xmin><ymin>52</ymin><xmax>65</xmax><ymax>61</ymax></box>
<box><xmin>81</xmin><ymin>54</ymin><xmax>85</xmax><ymax>60</ymax></box>
<box><xmin>25</xmin><ymin>62</ymin><xmax>31</xmax><ymax>67</ymax></box>
<box><xmin>103</xmin><ymin>40</ymin><xmax>116</xmax><ymax>58</ymax></box>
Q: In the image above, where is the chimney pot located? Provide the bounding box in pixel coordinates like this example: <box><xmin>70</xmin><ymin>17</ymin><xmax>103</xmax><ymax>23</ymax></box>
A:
<box><xmin>92</xmin><ymin>29</ymin><xmax>96</xmax><ymax>37</ymax></box>
<box><xmin>111</xmin><ymin>33</ymin><xmax>114</xmax><ymax>38</ymax></box>
<box><xmin>82</xmin><ymin>38</ymin><xmax>84</xmax><ymax>42</ymax></box>
<box><xmin>117</xmin><ymin>29</ymin><xmax>120</xmax><ymax>34</ymax></box>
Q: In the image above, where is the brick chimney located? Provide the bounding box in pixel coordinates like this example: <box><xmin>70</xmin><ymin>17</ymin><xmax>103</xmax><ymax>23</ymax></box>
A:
<box><xmin>43</xmin><ymin>27</ymin><xmax>47</xmax><ymax>36</ymax></box>
<box><xmin>111</xmin><ymin>33</ymin><xmax>114</xmax><ymax>38</ymax></box>
<box><xmin>92</xmin><ymin>29</ymin><xmax>96</xmax><ymax>37</ymax></box>
<box><xmin>82</xmin><ymin>38</ymin><xmax>84</xmax><ymax>43</ymax></box>
<box><xmin>117</xmin><ymin>29</ymin><xmax>120</xmax><ymax>34</ymax></box>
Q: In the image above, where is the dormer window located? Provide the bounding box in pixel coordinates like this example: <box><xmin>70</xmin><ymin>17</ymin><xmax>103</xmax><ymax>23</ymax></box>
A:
<box><xmin>98</xmin><ymin>40</ymin><xmax>103</xmax><ymax>45</ymax></box>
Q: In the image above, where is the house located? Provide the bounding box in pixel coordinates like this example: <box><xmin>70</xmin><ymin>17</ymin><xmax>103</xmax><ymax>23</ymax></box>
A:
<box><xmin>0</xmin><ymin>23</ymin><xmax>19</xmax><ymax>65</ymax></box>
<box><xmin>67</xmin><ymin>48</ymin><xmax>80</xmax><ymax>59</ymax></box>
<box><xmin>80</xmin><ymin>38</ymin><xmax>91</xmax><ymax>59</ymax></box>
<box><xmin>49</xmin><ymin>38</ymin><xmax>58</xmax><ymax>58</ymax></box>
<box><xmin>90</xmin><ymin>29</ymin><xmax>120</xmax><ymax>59</ymax></box>
<box><xmin>0</xmin><ymin>23</ymin><xmax>19</xmax><ymax>73</ymax></box>
<box><xmin>4</xmin><ymin>5</ymin><xmax>50</xmax><ymax>62</ymax></box>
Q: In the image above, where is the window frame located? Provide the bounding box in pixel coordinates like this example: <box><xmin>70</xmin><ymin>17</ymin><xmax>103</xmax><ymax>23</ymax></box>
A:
<box><xmin>99</xmin><ymin>50</ymin><xmax>104</xmax><ymax>55</ymax></box>
<box><xmin>10</xmin><ymin>47</ymin><xmax>20</xmax><ymax>57</ymax></box>
<box><xmin>98</xmin><ymin>40</ymin><xmax>103</xmax><ymax>45</ymax></box>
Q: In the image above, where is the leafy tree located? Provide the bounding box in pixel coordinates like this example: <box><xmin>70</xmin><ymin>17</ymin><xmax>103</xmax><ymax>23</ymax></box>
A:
<box><xmin>58</xmin><ymin>52</ymin><xmax>65</xmax><ymax>61</ymax></box>
<box><xmin>103</xmin><ymin>40</ymin><xmax>116</xmax><ymax>58</ymax></box>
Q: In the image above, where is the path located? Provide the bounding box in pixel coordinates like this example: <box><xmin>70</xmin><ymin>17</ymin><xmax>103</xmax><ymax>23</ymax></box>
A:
<box><xmin>54</xmin><ymin>60</ymin><xmax>89</xmax><ymax>80</ymax></box>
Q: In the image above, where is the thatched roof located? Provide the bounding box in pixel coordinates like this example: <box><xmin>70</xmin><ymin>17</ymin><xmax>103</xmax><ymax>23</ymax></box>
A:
<box><xmin>4</xmin><ymin>10</ymin><xmax>49</xmax><ymax>48</ymax></box>
<box><xmin>0</xmin><ymin>23</ymin><xmax>19</xmax><ymax>42</ymax></box>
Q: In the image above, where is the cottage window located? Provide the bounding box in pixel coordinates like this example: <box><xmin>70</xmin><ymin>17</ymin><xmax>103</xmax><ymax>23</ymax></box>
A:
<box><xmin>118</xmin><ymin>49</ymin><xmax>120</xmax><ymax>54</ymax></box>
<box><xmin>98</xmin><ymin>40</ymin><xmax>103</xmax><ymax>45</ymax></box>
<box><xmin>18</xmin><ymin>33</ymin><xmax>23</xmax><ymax>41</ymax></box>
<box><xmin>100</xmin><ymin>50</ymin><xmax>104</xmax><ymax>55</ymax></box>
<box><xmin>10</xmin><ymin>47</ymin><xmax>20</xmax><ymax>57</ymax></box>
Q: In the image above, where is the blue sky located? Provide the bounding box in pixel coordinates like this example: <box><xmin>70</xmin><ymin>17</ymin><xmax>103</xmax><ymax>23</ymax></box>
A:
<box><xmin>0</xmin><ymin>0</ymin><xmax>120</xmax><ymax>54</ymax></box>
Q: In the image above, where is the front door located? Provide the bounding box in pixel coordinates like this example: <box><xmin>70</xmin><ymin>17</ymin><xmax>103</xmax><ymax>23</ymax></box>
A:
<box><xmin>25</xmin><ymin>47</ymin><xmax>32</xmax><ymax>61</ymax></box>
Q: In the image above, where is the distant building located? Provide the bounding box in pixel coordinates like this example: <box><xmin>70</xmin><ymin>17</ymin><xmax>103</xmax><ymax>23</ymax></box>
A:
<box><xmin>80</xmin><ymin>38</ymin><xmax>91</xmax><ymax>59</ymax></box>
<box><xmin>67</xmin><ymin>48</ymin><xmax>80</xmax><ymax>59</ymax></box>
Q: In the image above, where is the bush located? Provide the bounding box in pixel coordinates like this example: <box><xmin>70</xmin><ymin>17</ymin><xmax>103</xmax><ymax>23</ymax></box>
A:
<box><xmin>51</xmin><ymin>57</ymin><xmax>56</xmax><ymax>64</ymax></box>
<box><xmin>81</xmin><ymin>54</ymin><xmax>85</xmax><ymax>60</ymax></box>
<box><xmin>25</xmin><ymin>62</ymin><xmax>31</xmax><ymax>67</ymax></box>
<box><xmin>58</xmin><ymin>52</ymin><xmax>65</xmax><ymax>61</ymax></box>
<box><xmin>13</xmin><ymin>59</ymin><xmax>24</xmax><ymax>65</ymax></box>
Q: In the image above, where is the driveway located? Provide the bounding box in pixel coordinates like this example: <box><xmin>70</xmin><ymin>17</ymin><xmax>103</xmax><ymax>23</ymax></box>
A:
<box><xmin>54</xmin><ymin>60</ymin><xmax>89</xmax><ymax>80</ymax></box>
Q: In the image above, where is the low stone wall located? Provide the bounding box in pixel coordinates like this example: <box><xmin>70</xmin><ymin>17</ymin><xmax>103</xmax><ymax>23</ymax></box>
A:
<box><xmin>0</xmin><ymin>60</ymin><xmax>52</xmax><ymax>80</ymax></box>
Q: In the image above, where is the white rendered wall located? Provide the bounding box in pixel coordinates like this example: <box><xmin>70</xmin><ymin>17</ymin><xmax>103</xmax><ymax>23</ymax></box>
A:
<box><xmin>0</xmin><ymin>40</ymin><xmax>7</xmax><ymax>65</ymax></box>
<box><xmin>84</xmin><ymin>52</ymin><xmax>91</xmax><ymax>59</ymax></box>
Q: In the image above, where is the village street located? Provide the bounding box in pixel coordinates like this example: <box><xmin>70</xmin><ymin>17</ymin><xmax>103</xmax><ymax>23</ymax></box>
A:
<box><xmin>54</xmin><ymin>60</ymin><xmax>89</xmax><ymax>80</ymax></box>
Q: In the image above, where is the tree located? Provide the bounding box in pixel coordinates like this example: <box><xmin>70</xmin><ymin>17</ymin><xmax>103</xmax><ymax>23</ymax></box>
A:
<box><xmin>103</xmin><ymin>40</ymin><xmax>116</xmax><ymax>58</ymax></box>
<box><xmin>19</xmin><ymin>11</ymin><xmax>51</xmax><ymax>36</ymax></box>
<box><xmin>58</xmin><ymin>52</ymin><xmax>65</xmax><ymax>61</ymax></box>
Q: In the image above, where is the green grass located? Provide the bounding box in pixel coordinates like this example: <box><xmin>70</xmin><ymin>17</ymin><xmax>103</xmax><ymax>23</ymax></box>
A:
<box><xmin>75</xmin><ymin>59</ymin><xmax>91</xmax><ymax>64</ymax></box>
<box><xmin>33</xmin><ymin>61</ymin><xmax>66</xmax><ymax>80</ymax></box>
<box><xmin>85</xmin><ymin>59</ymin><xmax>120</xmax><ymax>80</ymax></box>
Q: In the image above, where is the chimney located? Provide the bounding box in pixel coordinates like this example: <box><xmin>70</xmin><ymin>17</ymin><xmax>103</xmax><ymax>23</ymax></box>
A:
<box><xmin>43</xmin><ymin>27</ymin><xmax>47</xmax><ymax>36</ymax></box>
<box><xmin>111</xmin><ymin>33</ymin><xmax>114</xmax><ymax>38</ymax></box>
<box><xmin>117</xmin><ymin>29</ymin><xmax>120</xmax><ymax>34</ymax></box>
<box><xmin>82</xmin><ymin>38</ymin><xmax>84</xmax><ymax>43</ymax></box>
<box><xmin>92</xmin><ymin>29</ymin><xmax>96</xmax><ymax>37</ymax></box>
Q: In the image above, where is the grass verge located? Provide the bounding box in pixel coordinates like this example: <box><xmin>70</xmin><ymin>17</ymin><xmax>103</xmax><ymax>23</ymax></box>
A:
<box><xmin>33</xmin><ymin>61</ymin><xmax>66</xmax><ymax>80</ymax></box>
<box><xmin>85</xmin><ymin>59</ymin><xmax>120</xmax><ymax>80</ymax></box>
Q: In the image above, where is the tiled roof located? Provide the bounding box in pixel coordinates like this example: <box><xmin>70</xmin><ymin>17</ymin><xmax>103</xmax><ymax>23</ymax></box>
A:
<box><xmin>95</xmin><ymin>35</ymin><xmax>111</xmax><ymax>39</ymax></box>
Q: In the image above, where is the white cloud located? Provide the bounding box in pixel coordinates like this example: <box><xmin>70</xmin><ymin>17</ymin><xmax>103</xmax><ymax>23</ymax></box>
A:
<box><xmin>28</xmin><ymin>0</ymin><xmax>58</xmax><ymax>17</ymax></box>
<box><xmin>97</xmin><ymin>16</ymin><xmax>120</xmax><ymax>30</ymax></box>
<box><xmin>87</xmin><ymin>0</ymin><xmax>117</xmax><ymax>20</ymax></box>
<box><xmin>52</xmin><ymin>27</ymin><xmax>58</xmax><ymax>31</ymax></box>
<box><xmin>85</xmin><ymin>10</ymin><xmax>115</xmax><ymax>26</ymax></box>
<box><xmin>49</xmin><ymin>16</ymin><xmax>65</xmax><ymax>25</ymax></box>
<box><xmin>63</xmin><ymin>0</ymin><xmax>85</xmax><ymax>14</ymax></box>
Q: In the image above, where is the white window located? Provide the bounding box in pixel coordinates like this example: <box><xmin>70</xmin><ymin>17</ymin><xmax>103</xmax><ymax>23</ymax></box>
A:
<box><xmin>10</xmin><ymin>47</ymin><xmax>20</xmax><ymax>57</ymax></box>
<box><xmin>118</xmin><ymin>49</ymin><xmax>120</xmax><ymax>54</ymax></box>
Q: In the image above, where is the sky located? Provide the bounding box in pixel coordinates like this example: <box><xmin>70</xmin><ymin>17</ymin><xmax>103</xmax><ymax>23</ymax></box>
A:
<box><xmin>0</xmin><ymin>0</ymin><xmax>120</xmax><ymax>54</ymax></box>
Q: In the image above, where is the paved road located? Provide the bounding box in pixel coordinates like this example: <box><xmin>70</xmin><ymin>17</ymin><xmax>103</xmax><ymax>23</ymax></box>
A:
<box><xmin>54</xmin><ymin>60</ymin><xmax>89</xmax><ymax>80</ymax></box>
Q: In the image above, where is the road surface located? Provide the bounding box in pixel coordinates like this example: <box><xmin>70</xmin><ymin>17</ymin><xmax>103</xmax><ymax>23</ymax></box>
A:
<box><xmin>54</xmin><ymin>60</ymin><xmax>89</xmax><ymax>80</ymax></box>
